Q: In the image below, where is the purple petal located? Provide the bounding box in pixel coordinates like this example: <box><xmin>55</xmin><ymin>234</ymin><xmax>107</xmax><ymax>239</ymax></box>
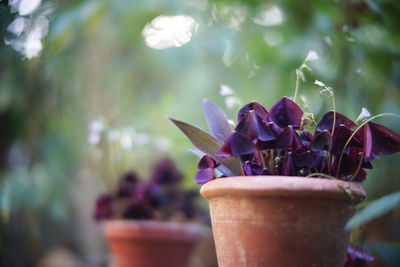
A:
<box><xmin>195</xmin><ymin>168</ymin><xmax>216</xmax><ymax>184</ymax></box>
<box><xmin>237</xmin><ymin>101</ymin><xmax>269</xmax><ymax>122</ymax></box>
<box><xmin>316</xmin><ymin>111</ymin><xmax>356</xmax><ymax>132</ymax></box>
<box><xmin>269</xmin><ymin>97</ymin><xmax>303</xmax><ymax>129</ymax></box>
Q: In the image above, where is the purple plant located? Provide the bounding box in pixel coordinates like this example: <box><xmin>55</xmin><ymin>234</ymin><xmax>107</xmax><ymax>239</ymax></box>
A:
<box><xmin>345</xmin><ymin>244</ymin><xmax>374</xmax><ymax>267</ymax></box>
<box><xmin>94</xmin><ymin>158</ymin><xmax>205</xmax><ymax>221</ymax></box>
<box><xmin>170</xmin><ymin>97</ymin><xmax>400</xmax><ymax>184</ymax></box>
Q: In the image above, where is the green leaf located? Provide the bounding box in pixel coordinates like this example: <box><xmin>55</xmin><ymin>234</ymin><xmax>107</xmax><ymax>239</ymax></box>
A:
<box><xmin>202</xmin><ymin>99</ymin><xmax>232</xmax><ymax>142</ymax></box>
<box><xmin>169</xmin><ymin>118</ymin><xmax>242</xmax><ymax>176</ymax></box>
<box><xmin>346</xmin><ymin>191</ymin><xmax>400</xmax><ymax>230</ymax></box>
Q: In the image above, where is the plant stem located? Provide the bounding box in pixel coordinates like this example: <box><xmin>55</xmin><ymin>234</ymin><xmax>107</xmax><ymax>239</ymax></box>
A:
<box><xmin>293</xmin><ymin>71</ymin><xmax>301</xmax><ymax>103</ymax></box>
<box><xmin>269</xmin><ymin>149</ymin><xmax>275</xmax><ymax>174</ymax></box>
<box><xmin>331</xmin><ymin>92</ymin><xmax>337</xmax><ymax>136</ymax></box>
<box><xmin>259</xmin><ymin>150</ymin><xmax>267</xmax><ymax>168</ymax></box>
<box><xmin>307</xmin><ymin>173</ymin><xmax>338</xmax><ymax>180</ymax></box>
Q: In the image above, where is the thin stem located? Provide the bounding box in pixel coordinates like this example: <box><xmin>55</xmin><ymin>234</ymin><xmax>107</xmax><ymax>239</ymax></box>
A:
<box><xmin>331</xmin><ymin>93</ymin><xmax>337</xmax><ymax>136</ymax></box>
<box><xmin>307</xmin><ymin>173</ymin><xmax>338</xmax><ymax>180</ymax></box>
<box><xmin>270</xmin><ymin>149</ymin><xmax>275</xmax><ymax>174</ymax></box>
<box><xmin>259</xmin><ymin>150</ymin><xmax>267</xmax><ymax>169</ymax></box>
<box><xmin>293</xmin><ymin>72</ymin><xmax>301</xmax><ymax>103</ymax></box>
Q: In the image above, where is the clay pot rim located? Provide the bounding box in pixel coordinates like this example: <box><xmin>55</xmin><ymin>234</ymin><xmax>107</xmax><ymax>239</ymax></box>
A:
<box><xmin>102</xmin><ymin>220</ymin><xmax>206</xmax><ymax>241</ymax></box>
<box><xmin>200</xmin><ymin>176</ymin><xmax>366</xmax><ymax>204</ymax></box>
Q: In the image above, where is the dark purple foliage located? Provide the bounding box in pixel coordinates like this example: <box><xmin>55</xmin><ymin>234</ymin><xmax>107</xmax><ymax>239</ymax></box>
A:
<box><xmin>345</xmin><ymin>244</ymin><xmax>374</xmax><ymax>267</ymax></box>
<box><xmin>316</xmin><ymin>111</ymin><xmax>356</xmax><ymax>132</ymax></box>
<box><xmin>94</xmin><ymin>158</ymin><xmax>204</xmax><ymax>221</ymax></box>
<box><xmin>192</xmin><ymin>96</ymin><xmax>400</xmax><ymax>183</ymax></box>
<box><xmin>94</xmin><ymin>194</ymin><xmax>114</xmax><ymax>220</ymax></box>
<box><xmin>116</xmin><ymin>171</ymin><xmax>140</xmax><ymax>197</ymax></box>
<box><xmin>237</xmin><ymin>101</ymin><xmax>269</xmax><ymax>122</ymax></box>
<box><xmin>150</xmin><ymin>158</ymin><xmax>182</xmax><ymax>185</ymax></box>
<box><xmin>195</xmin><ymin>155</ymin><xmax>219</xmax><ymax>184</ymax></box>
<box><xmin>269</xmin><ymin>97</ymin><xmax>303</xmax><ymax>129</ymax></box>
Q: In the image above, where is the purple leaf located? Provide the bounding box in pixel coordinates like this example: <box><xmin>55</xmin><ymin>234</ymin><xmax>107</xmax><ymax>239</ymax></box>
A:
<box><xmin>278</xmin><ymin>153</ymin><xmax>295</xmax><ymax>176</ymax></box>
<box><xmin>316</xmin><ymin>111</ymin><xmax>356</xmax><ymax>132</ymax></box>
<box><xmin>275</xmin><ymin>126</ymin><xmax>302</xmax><ymax>149</ymax></box>
<box><xmin>123</xmin><ymin>200</ymin><xmax>154</xmax><ymax>219</ymax></box>
<box><xmin>237</xmin><ymin>102</ymin><xmax>269</xmax><ymax>122</ymax></box>
<box><xmin>243</xmin><ymin>161</ymin><xmax>270</xmax><ymax>176</ymax></box>
<box><xmin>169</xmin><ymin>118</ymin><xmax>242</xmax><ymax>176</ymax></box>
<box><xmin>198</xmin><ymin>155</ymin><xmax>219</xmax><ymax>169</ymax></box>
<box><xmin>216</xmin><ymin>134</ymin><xmax>234</xmax><ymax>157</ymax></box>
<box><xmin>299</xmin><ymin>131</ymin><xmax>313</xmax><ymax>148</ymax></box>
<box><xmin>217</xmin><ymin>132</ymin><xmax>256</xmax><ymax>157</ymax></box>
<box><xmin>311</xmin><ymin>131</ymin><xmax>332</xmax><ymax>152</ymax></box>
<box><xmin>150</xmin><ymin>158</ymin><xmax>182</xmax><ymax>185</ymax></box>
<box><xmin>94</xmin><ymin>194</ymin><xmax>114</xmax><ymax>220</ymax></box>
<box><xmin>331</xmin><ymin>125</ymin><xmax>362</xmax><ymax>154</ymax></box>
<box><xmin>195</xmin><ymin>168</ymin><xmax>216</xmax><ymax>184</ymax></box>
<box><xmin>203</xmin><ymin>99</ymin><xmax>233</xmax><ymax>142</ymax></box>
<box><xmin>116</xmin><ymin>172</ymin><xmax>140</xmax><ymax>198</ymax></box>
<box><xmin>367</xmin><ymin>122</ymin><xmax>400</xmax><ymax>155</ymax></box>
<box><xmin>345</xmin><ymin>244</ymin><xmax>374</xmax><ymax>267</ymax></box>
<box><xmin>293</xmin><ymin>149</ymin><xmax>319</xmax><ymax>169</ymax></box>
<box><xmin>231</xmin><ymin>132</ymin><xmax>256</xmax><ymax>156</ymax></box>
<box><xmin>355</xmin><ymin>124</ymin><xmax>373</xmax><ymax>158</ymax></box>
<box><xmin>235</xmin><ymin>111</ymin><xmax>277</xmax><ymax>142</ymax></box>
<box><xmin>269</xmin><ymin>97</ymin><xmax>303</xmax><ymax>128</ymax></box>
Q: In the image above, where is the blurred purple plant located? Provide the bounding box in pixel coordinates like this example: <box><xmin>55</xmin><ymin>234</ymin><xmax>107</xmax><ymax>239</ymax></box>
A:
<box><xmin>171</xmin><ymin>97</ymin><xmax>400</xmax><ymax>184</ymax></box>
<box><xmin>94</xmin><ymin>158</ymin><xmax>204</xmax><ymax>221</ymax></box>
<box><xmin>345</xmin><ymin>244</ymin><xmax>374</xmax><ymax>267</ymax></box>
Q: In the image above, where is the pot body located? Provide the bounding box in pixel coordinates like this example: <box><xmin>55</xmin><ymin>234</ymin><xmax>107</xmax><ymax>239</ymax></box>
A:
<box><xmin>103</xmin><ymin>220</ymin><xmax>202</xmax><ymax>267</ymax></box>
<box><xmin>200</xmin><ymin>176</ymin><xmax>366</xmax><ymax>267</ymax></box>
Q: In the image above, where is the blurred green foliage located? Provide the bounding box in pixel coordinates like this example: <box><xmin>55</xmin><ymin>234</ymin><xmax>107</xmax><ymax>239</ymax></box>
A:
<box><xmin>1</xmin><ymin>0</ymin><xmax>400</xmax><ymax>265</ymax></box>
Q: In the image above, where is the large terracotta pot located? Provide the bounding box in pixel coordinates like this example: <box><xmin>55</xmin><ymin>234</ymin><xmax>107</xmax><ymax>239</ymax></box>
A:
<box><xmin>103</xmin><ymin>220</ymin><xmax>203</xmax><ymax>267</ymax></box>
<box><xmin>200</xmin><ymin>176</ymin><xmax>366</xmax><ymax>267</ymax></box>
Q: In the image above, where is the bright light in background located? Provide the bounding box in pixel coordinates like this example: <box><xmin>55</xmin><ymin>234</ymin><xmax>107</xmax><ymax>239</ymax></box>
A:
<box><xmin>253</xmin><ymin>5</ymin><xmax>285</xmax><ymax>26</ymax></box>
<box><xmin>19</xmin><ymin>0</ymin><xmax>42</xmax><ymax>16</ymax></box>
<box><xmin>142</xmin><ymin>15</ymin><xmax>199</xmax><ymax>50</ymax></box>
<box><xmin>5</xmin><ymin>0</ymin><xmax>52</xmax><ymax>59</ymax></box>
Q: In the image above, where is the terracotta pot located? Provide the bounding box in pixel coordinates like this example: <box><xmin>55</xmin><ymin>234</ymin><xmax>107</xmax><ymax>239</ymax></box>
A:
<box><xmin>200</xmin><ymin>176</ymin><xmax>366</xmax><ymax>267</ymax></box>
<box><xmin>103</xmin><ymin>220</ymin><xmax>203</xmax><ymax>267</ymax></box>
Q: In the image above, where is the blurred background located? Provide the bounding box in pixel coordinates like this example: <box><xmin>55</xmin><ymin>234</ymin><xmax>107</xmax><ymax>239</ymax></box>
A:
<box><xmin>0</xmin><ymin>0</ymin><xmax>399</xmax><ymax>266</ymax></box>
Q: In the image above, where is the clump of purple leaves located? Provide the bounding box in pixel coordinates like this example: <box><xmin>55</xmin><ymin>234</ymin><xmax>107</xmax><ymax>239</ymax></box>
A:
<box><xmin>94</xmin><ymin>158</ymin><xmax>205</xmax><ymax>221</ymax></box>
<box><xmin>170</xmin><ymin>97</ymin><xmax>400</xmax><ymax>184</ymax></box>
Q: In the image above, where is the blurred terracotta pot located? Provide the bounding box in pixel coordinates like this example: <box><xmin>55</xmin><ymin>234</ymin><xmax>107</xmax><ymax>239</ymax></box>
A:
<box><xmin>103</xmin><ymin>220</ymin><xmax>202</xmax><ymax>267</ymax></box>
<box><xmin>200</xmin><ymin>176</ymin><xmax>366</xmax><ymax>267</ymax></box>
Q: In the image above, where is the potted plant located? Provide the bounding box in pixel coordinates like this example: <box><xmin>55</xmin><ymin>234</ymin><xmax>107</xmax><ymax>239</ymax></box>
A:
<box><xmin>94</xmin><ymin>158</ymin><xmax>207</xmax><ymax>267</ymax></box>
<box><xmin>170</xmin><ymin>79</ymin><xmax>399</xmax><ymax>266</ymax></box>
